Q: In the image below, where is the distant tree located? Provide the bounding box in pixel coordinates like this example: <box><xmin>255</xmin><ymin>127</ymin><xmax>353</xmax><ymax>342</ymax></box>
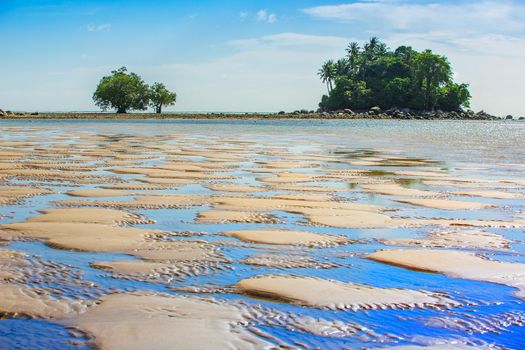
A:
<box><xmin>93</xmin><ymin>67</ymin><xmax>150</xmax><ymax>113</ymax></box>
<box><xmin>318</xmin><ymin>60</ymin><xmax>336</xmax><ymax>93</ymax></box>
<box><xmin>414</xmin><ymin>50</ymin><xmax>452</xmax><ymax>110</ymax></box>
<box><xmin>438</xmin><ymin>82</ymin><xmax>471</xmax><ymax>111</ymax></box>
<box><xmin>149</xmin><ymin>82</ymin><xmax>177</xmax><ymax>114</ymax></box>
<box><xmin>334</xmin><ymin>58</ymin><xmax>349</xmax><ymax>77</ymax></box>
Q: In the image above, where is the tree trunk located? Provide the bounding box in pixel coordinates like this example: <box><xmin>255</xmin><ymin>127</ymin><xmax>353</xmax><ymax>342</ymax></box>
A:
<box><xmin>156</xmin><ymin>105</ymin><xmax>162</xmax><ymax>114</ymax></box>
<box><xmin>117</xmin><ymin>107</ymin><xmax>127</xmax><ymax>114</ymax></box>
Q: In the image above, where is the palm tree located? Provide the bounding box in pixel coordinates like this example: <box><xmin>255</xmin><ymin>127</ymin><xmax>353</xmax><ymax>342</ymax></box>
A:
<box><xmin>334</xmin><ymin>58</ymin><xmax>349</xmax><ymax>77</ymax></box>
<box><xmin>346</xmin><ymin>42</ymin><xmax>360</xmax><ymax>77</ymax></box>
<box><xmin>360</xmin><ymin>37</ymin><xmax>387</xmax><ymax>79</ymax></box>
<box><xmin>318</xmin><ymin>60</ymin><xmax>336</xmax><ymax>93</ymax></box>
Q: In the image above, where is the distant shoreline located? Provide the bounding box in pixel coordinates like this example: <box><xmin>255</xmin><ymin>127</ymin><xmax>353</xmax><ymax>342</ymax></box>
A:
<box><xmin>0</xmin><ymin>112</ymin><xmax>517</xmax><ymax>120</ymax></box>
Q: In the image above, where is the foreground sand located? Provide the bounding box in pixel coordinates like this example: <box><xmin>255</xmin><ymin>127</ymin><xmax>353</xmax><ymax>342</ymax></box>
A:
<box><xmin>0</xmin><ymin>124</ymin><xmax>523</xmax><ymax>349</ymax></box>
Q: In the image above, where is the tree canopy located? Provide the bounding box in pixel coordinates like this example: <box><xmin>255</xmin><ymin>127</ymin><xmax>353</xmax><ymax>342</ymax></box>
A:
<box><xmin>318</xmin><ymin>38</ymin><xmax>471</xmax><ymax>112</ymax></box>
<box><xmin>149</xmin><ymin>82</ymin><xmax>177</xmax><ymax>114</ymax></box>
<box><xmin>93</xmin><ymin>67</ymin><xmax>177</xmax><ymax>113</ymax></box>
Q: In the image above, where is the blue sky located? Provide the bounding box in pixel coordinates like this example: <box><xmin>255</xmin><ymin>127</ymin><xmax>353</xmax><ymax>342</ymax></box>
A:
<box><xmin>1</xmin><ymin>0</ymin><xmax>524</xmax><ymax>116</ymax></box>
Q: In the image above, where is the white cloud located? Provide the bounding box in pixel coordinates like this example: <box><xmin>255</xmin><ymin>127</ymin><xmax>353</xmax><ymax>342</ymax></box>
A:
<box><xmin>229</xmin><ymin>33</ymin><xmax>349</xmax><ymax>49</ymax></box>
<box><xmin>257</xmin><ymin>9</ymin><xmax>277</xmax><ymax>23</ymax></box>
<box><xmin>302</xmin><ymin>1</ymin><xmax>525</xmax><ymax>116</ymax></box>
<box><xmin>86</xmin><ymin>23</ymin><xmax>111</xmax><ymax>32</ymax></box>
<box><xmin>303</xmin><ymin>1</ymin><xmax>525</xmax><ymax>34</ymax></box>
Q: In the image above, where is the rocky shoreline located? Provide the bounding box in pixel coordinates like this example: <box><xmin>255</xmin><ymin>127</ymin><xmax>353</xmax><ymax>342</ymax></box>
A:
<box><xmin>0</xmin><ymin>107</ymin><xmax>521</xmax><ymax>120</ymax></box>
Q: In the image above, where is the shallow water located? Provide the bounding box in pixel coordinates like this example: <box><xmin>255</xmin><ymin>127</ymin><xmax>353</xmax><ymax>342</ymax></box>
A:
<box><xmin>0</xmin><ymin>119</ymin><xmax>524</xmax><ymax>349</ymax></box>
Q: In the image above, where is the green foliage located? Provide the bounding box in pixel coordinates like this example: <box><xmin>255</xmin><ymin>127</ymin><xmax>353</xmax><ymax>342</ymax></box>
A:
<box><xmin>318</xmin><ymin>38</ymin><xmax>471</xmax><ymax>112</ymax></box>
<box><xmin>438</xmin><ymin>83</ymin><xmax>471</xmax><ymax>111</ymax></box>
<box><xmin>93</xmin><ymin>67</ymin><xmax>150</xmax><ymax>113</ymax></box>
<box><xmin>149</xmin><ymin>82</ymin><xmax>177</xmax><ymax>114</ymax></box>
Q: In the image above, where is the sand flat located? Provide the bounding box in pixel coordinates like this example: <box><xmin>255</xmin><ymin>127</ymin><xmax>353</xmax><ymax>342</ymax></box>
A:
<box><xmin>223</xmin><ymin>229</ymin><xmax>351</xmax><ymax>247</ymax></box>
<box><xmin>451</xmin><ymin>190</ymin><xmax>524</xmax><ymax>199</ymax></box>
<box><xmin>66</xmin><ymin>189</ymin><xmax>134</xmax><ymax>197</ymax></box>
<box><xmin>0</xmin><ymin>222</ymin><xmax>162</xmax><ymax>253</ymax></box>
<box><xmin>0</xmin><ymin>284</ymin><xmax>86</xmax><ymax>319</ymax></box>
<box><xmin>236</xmin><ymin>275</ymin><xmax>457</xmax><ymax>310</ymax></box>
<box><xmin>27</xmin><ymin>208</ymin><xmax>154</xmax><ymax>225</ymax></box>
<box><xmin>394</xmin><ymin>198</ymin><xmax>494</xmax><ymax>210</ymax></box>
<box><xmin>67</xmin><ymin>293</ymin><xmax>273</xmax><ymax>350</ymax></box>
<box><xmin>381</xmin><ymin>229</ymin><xmax>510</xmax><ymax>250</ymax></box>
<box><xmin>56</xmin><ymin>194</ymin><xmax>210</xmax><ymax>209</ymax></box>
<box><xmin>368</xmin><ymin>249</ymin><xmax>525</xmax><ymax>298</ymax></box>
<box><xmin>361</xmin><ymin>184</ymin><xmax>440</xmax><ymax>197</ymax></box>
<box><xmin>197</xmin><ymin>210</ymin><xmax>280</xmax><ymax>224</ymax></box>
<box><xmin>205</xmin><ymin>183</ymin><xmax>267</xmax><ymax>193</ymax></box>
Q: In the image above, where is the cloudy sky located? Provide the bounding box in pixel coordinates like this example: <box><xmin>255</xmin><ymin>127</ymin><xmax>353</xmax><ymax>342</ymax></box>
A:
<box><xmin>1</xmin><ymin>0</ymin><xmax>524</xmax><ymax>116</ymax></box>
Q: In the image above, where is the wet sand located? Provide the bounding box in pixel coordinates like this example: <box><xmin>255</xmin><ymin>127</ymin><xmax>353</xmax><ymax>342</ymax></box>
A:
<box><xmin>0</xmin><ymin>121</ymin><xmax>524</xmax><ymax>349</ymax></box>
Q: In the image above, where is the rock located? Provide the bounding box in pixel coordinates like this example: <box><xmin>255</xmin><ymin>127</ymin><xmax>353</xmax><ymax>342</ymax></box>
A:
<box><xmin>30</xmin><ymin>112</ymin><xmax>39</xmax><ymax>116</ymax></box>
<box><xmin>519</xmin><ymin>117</ymin><xmax>524</xmax><ymax>120</ymax></box>
<box><xmin>369</xmin><ymin>106</ymin><xmax>382</xmax><ymax>115</ymax></box>
<box><xmin>343</xmin><ymin>109</ymin><xmax>354</xmax><ymax>115</ymax></box>
<box><xmin>300</xmin><ymin>109</ymin><xmax>309</xmax><ymax>114</ymax></box>
<box><xmin>277</xmin><ymin>111</ymin><xmax>285</xmax><ymax>115</ymax></box>
<box><xmin>0</xmin><ymin>109</ymin><xmax>5</xmax><ymax>116</ymax></box>
<box><xmin>505</xmin><ymin>115</ymin><xmax>513</xmax><ymax>120</ymax></box>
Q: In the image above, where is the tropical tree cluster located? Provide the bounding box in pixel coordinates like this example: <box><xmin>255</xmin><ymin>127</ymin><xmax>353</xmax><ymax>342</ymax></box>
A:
<box><xmin>93</xmin><ymin>67</ymin><xmax>176</xmax><ymax>113</ymax></box>
<box><xmin>318</xmin><ymin>38</ymin><xmax>471</xmax><ymax>112</ymax></box>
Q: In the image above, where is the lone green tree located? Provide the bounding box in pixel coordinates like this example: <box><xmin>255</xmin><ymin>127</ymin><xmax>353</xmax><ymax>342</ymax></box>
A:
<box><xmin>149</xmin><ymin>82</ymin><xmax>177</xmax><ymax>114</ymax></box>
<box><xmin>93</xmin><ymin>67</ymin><xmax>150</xmax><ymax>113</ymax></box>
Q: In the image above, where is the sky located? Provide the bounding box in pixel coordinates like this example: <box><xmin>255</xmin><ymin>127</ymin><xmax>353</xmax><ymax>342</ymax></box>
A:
<box><xmin>1</xmin><ymin>0</ymin><xmax>524</xmax><ymax>116</ymax></box>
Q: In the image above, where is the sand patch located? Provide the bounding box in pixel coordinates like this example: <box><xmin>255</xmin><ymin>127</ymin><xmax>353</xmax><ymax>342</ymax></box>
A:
<box><xmin>235</xmin><ymin>275</ymin><xmax>457</xmax><ymax>311</ymax></box>
<box><xmin>137</xmin><ymin>177</ymin><xmax>194</xmax><ymax>186</ymax></box>
<box><xmin>66</xmin><ymin>189</ymin><xmax>134</xmax><ymax>197</ymax></box>
<box><xmin>255</xmin><ymin>161</ymin><xmax>320</xmax><ymax>169</ymax></box>
<box><xmin>0</xmin><ymin>284</ymin><xmax>86</xmax><ymax>319</ymax></box>
<box><xmin>0</xmin><ymin>186</ymin><xmax>54</xmax><ymax>204</ymax></box>
<box><xmin>56</xmin><ymin>194</ymin><xmax>209</xmax><ymax>209</ymax></box>
<box><xmin>270</xmin><ymin>184</ymin><xmax>344</xmax><ymax>193</ymax></box>
<box><xmin>241</xmin><ymin>254</ymin><xmax>340</xmax><ymax>269</ymax></box>
<box><xmin>213</xmin><ymin>195</ymin><xmax>382</xmax><ymax>213</ymax></box>
<box><xmin>394</xmin><ymin>198</ymin><xmax>494</xmax><ymax>210</ymax></box>
<box><xmin>0</xmin><ymin>249</ymin><xmax>87</xmax><ymax>319</ymax></box>
<box><xmin>451</xmin><ymin>190</ymin><xmax>523</xmax><ymax>200</ymax></box>
<box><xmin>101</xmin><ymin>183</ymin><xmax>167</xmax><ymax>191</ymax></box>
<box><xmin>0</xmin><ymin>249</ymin><xmax>29</xmax><ymax>281</ymax></box>
<box><xmin>271</xmin><ymin>193</ymin><xmax>337</xmax><ymax>202</ymax></box>
<box><xmin>92</xmin><ymin>241</ymin><xmax>225</xmax><ymax>282</ymax></box>
<box><xmin>197</xmin><ymin>210</ymin><xmax>280</xmax><ymax>224</ymax></box>
<box><xmin>0</xmin><ymin>222</ymin><xmax>164</xmax><ymax>253</ymax></box>
<box><xmin>205</xmin><ymin>183</ymin><xmax>267</xmax><ymax>193</ymax></box>
<box><xmin>295</xmin><ymin>208</ymin><xmax>403</xmax><ymax>229</ymax></box>
<box><xmin>257</xmin><ymin>172</ymin><xmax>318</xmax><ymax>184</ymax></box>
<box><xmin>368</xmin><ymin>249</ymin><xmax>525</xmax><ymax>299</ymax></box>
<box><xmin>381</xmin><ymin>229</ymin><xmax>510</xmax><ymax>250</ymax></box>
<box><xmin>111</xmin><ymin>167</ymin><xmax>230</xmax><ymax>180</ymax></box>
<box><xmin>66</xmin><ymin>293</ymin><xmax>273</xmax><ymax>350</ymax></box>
<box><xmin>27</xmin><ymin>208</ymin><xmax>154</xmax><ymax>225</ymax></box>
<box><xmin>223</xmin><ymin>229</ymin><xmax>351</xmax><ymax>247</ymax></box>
<box><xmin>0</xmin><ymin>169</ymin><xmax>119</xmax><ymax>184</ymax></box>
<box><xmin>422</xmin><ymin>180</ymin><xmax>516</xmax><ymax>189</ymax></box>
<box><xmin>361</xmin><ymin>184</ymin><xmax>439</xmax><ymax>197</ymax></box>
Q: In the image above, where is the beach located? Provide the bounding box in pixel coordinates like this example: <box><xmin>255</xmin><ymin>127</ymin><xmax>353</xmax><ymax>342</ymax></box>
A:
<box><xmin>0</xmin><ymin>119</ymin><xmax>524</xmax><ymax>349</ymax></box>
